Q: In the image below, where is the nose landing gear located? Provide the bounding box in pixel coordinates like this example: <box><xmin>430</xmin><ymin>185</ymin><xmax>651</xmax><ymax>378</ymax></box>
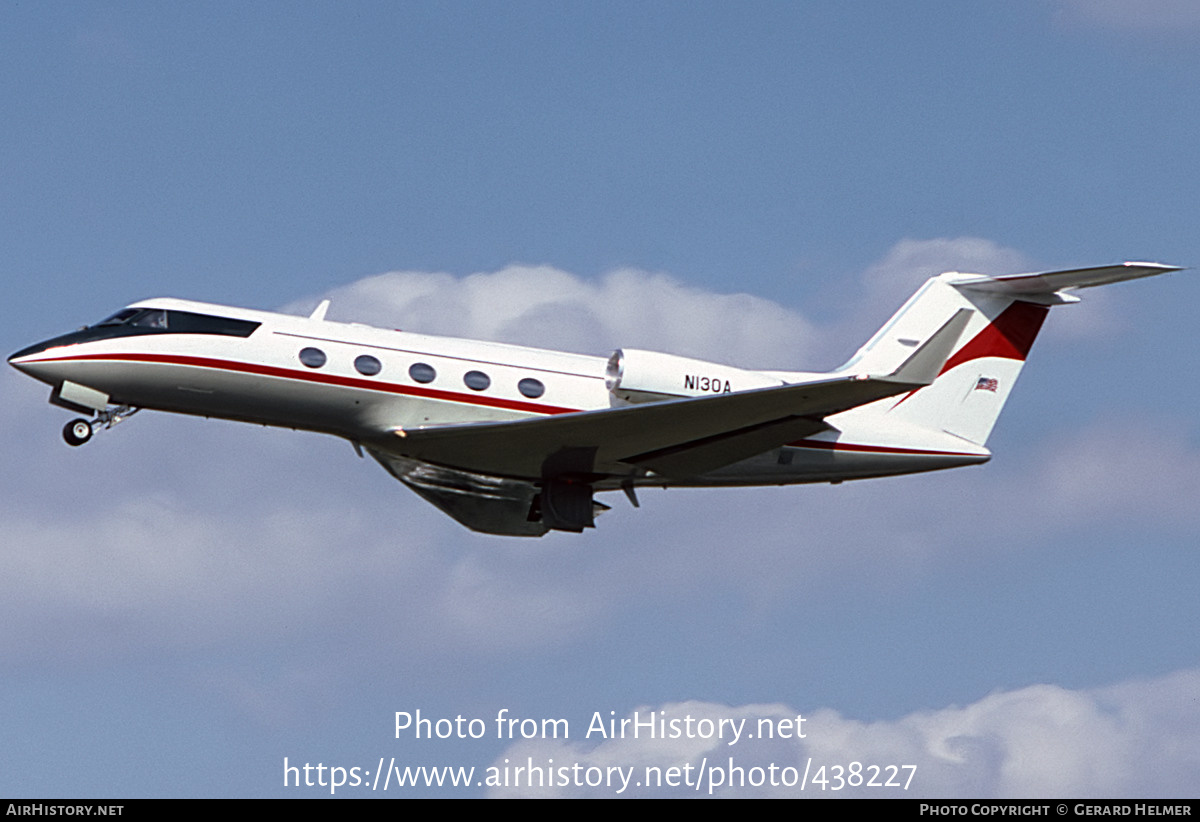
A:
<box><xmin>60</xmin><ymin>405</ymin><xmax>139</xmax><ymax>447</ymax></box>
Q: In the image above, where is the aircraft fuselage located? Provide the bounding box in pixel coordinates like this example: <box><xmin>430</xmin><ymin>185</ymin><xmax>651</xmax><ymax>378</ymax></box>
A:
<box><xmin>9</xmin><ymin>297</ymin><xmax>982</xmax><ymax>496</ymax></box>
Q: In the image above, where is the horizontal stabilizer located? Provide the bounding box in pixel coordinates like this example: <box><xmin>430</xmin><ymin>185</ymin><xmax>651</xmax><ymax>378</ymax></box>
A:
<box><xmin>948</xmin><ymin>262</ymin><xmax>1183</xmax><ymax>295</ymax></box>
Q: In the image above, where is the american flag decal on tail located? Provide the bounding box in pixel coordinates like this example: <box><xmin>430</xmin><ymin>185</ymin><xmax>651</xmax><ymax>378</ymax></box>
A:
<box><xmin>975</xmin><ymin>376</ymin><xmax>999</xmax><ymax>392</ymax></box>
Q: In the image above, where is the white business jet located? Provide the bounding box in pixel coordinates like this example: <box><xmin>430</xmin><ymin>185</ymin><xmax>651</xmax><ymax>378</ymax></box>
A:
<box><xmin>8</xmin><ymin>262</ymin><xmax>1181</xmax><ymax>536</ymax></box>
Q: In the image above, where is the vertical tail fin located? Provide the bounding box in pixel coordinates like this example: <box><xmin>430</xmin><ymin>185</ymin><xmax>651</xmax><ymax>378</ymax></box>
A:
<box><xmin>831</xmin><ymin>262</ymin><xmax>1181</xmax><ymax>448</ymax></box>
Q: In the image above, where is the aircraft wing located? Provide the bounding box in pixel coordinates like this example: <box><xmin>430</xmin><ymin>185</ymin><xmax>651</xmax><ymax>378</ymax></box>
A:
<box><xmin>369</xmin><ymin>309</ymin><xmax>971</xmax><ymax>482</ymax></box>
<box><xmin>376</xmin><ymin>376</ymin><xmax>876</xmax><ymax>481</ymax></box>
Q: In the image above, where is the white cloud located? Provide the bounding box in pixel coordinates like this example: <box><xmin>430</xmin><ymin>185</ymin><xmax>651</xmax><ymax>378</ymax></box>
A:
<box><xmin>294</xmin><ymin>238</ymin><xmax>1077</xmax><ymax>374</ymax></box>
<box><xmin>1055</xmin><ymin>0</ymin><xmax>1200</xmax><ymax>34</ymax></box>
<box><xmin>0</xmin><ymin>410</ymin><xmax>617</xmax><ymax>664</ymax></box>
<box><xmin>486</xmin><ymin>668</ymin><xmax>1200</xmax><ymax>797</ymax></box>
<box><xmin>1031</xmin><ymin>416</ymin><xmax>1200</xmax><ymax>527</ymax></box>
<box><xmin>857</xmin><ymin>237</ymin><xmax>1032</xmax><ymax>320</ymax></box>
<box><xmin>289</xmin><ymin>264</ymin><xmax>818</xmax><ymax>369</ymax></box>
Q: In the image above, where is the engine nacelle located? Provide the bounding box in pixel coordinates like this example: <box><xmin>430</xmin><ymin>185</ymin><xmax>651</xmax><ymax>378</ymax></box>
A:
<box><xmin>605</xmin><ymin>348</ymin><xmax>784</xmax><ymax>403</ymax></box>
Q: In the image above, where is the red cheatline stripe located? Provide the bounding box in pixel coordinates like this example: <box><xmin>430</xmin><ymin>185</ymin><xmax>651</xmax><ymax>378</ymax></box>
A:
<box><xmin>25</xmin><ymin>352</ymin><xmax>583</xmax><ymax>416</ymax></box>
<box><xmin>28</xmin><ymin>352</ymin><xmax>988</xmax><ymax>457</ymax></box>
<box><xmin>787</xmin><ymin>438</ymin><xmax>984</xmax><ymax>458</ymax></box>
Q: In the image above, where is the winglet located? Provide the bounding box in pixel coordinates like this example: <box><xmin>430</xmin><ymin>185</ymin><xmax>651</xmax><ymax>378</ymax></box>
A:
<box><xmin>880</xmin><ymin>308</ymin><xmax>972</xmax><ymax>386</ymax></box>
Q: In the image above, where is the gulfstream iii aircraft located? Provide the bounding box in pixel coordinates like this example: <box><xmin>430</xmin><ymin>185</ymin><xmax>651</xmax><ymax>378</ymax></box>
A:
<box><xmin>8</xmin><ymin>262</ymin><xmax>1181</xmax><ymax>536</ymax></box>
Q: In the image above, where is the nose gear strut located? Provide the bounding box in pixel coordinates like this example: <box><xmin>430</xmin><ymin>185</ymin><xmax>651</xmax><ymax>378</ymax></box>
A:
<box><xmin>61</xmin><ymin>405</ymin><xmax>139</xmax><ymax>447</ymax></box>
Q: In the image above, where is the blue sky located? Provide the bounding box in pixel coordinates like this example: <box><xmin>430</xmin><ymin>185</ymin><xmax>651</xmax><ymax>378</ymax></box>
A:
<box><xmin>3</xmin><ymin>1</ymin><xmax>1199</xmax><ymax>797</ymax></box>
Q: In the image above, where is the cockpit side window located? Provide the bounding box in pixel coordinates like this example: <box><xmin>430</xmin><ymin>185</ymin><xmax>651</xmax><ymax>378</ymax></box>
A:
<box><xmin>165</xmin><ymin>310</ymin><xmax>259</xmax><ymax>337</ymax></box>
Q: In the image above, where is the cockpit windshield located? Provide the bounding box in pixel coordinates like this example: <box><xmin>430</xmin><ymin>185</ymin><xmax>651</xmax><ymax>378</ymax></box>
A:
<box><xmin>95</xmin><ymin>308</ymin><xmax>168</xmax><ymax>328</ymax></box>
<box><xmin>96</xmin><ymin>308</ymin><xmax>141</xmax><ymax>326</ymax></box>
<box><xmin>92</xmin><ymin>308</ymin><xmax>259</xmax><ymax>337</ymax></box>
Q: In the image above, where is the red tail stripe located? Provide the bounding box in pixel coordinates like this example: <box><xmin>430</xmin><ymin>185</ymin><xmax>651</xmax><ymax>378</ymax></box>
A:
<box><xmin>938</xmin><ymin>301</ymin><xmax>1049</xmax><ymax>376</ymax></box>
<box><xmin>889</xmin><ymin>301</ymin><xmax>1050</xmax><ymax>409</ymax></box>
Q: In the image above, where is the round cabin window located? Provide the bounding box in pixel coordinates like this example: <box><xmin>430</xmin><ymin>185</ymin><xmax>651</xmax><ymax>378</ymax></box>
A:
<box><xmin>463</xmin><ymin>370</ymin><xmax>491</xmax><ymax>391</ymax></box>
<box><xmin>354</xmin><ymin>355</ymin><xmax>382</xmax><ymax>376</ymax></box>
<box><xmin>298</xmin><ymin>347</ymin><xmax>326</xmax><ymax>368</ymax></box>
<box><xmin>517</xmin><ymin>377</ymin><xmax>545</xmax><ymax>398</ymax></box>
<box><xmin>409</xmin><ymin>362</ymin><xmax>436</xmax><ymax>383</ymax></box>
